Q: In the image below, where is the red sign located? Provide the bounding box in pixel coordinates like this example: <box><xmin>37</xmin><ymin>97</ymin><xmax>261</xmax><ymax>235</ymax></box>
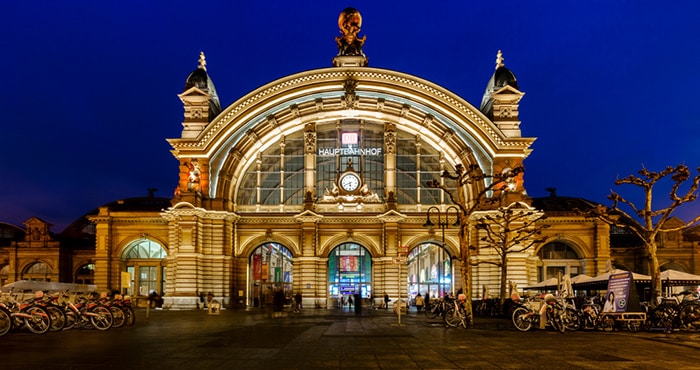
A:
<box><xmin>341</xmin><ymin>132</ymin><xmax>358</xmax><ymax>145</ymax></box>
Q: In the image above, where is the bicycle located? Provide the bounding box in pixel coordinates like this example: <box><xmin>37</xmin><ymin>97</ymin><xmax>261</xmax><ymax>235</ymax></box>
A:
<box><xmin>444</xmin><ymin>297</ymin><xmax>470</xmax><ymax>328</ymax></box>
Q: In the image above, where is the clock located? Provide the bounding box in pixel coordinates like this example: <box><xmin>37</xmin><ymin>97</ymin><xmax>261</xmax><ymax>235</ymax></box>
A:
<box><xmin>339</xmin><ymin>173</ymin><xmax>360</xmax><ymax>192</ymax></box>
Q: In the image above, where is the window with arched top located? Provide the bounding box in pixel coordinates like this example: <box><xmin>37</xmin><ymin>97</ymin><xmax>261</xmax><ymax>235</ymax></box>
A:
<box><xmin>407</xmin><ymin>243</ymin><xmax>453</xmax><ymax>300</ymax></box>
<box><xmin>248</xmin><ymin>243</ymin><xmax>294</xmax><ymax>308</ymax></box>
<box><xmin>122</xmin><ymin>239</ymin><xmax>168</xmax><ymax>297</ymax></box>
<box><xmin>75</xmin><ymin>263</ymin><xmax>95</xmax><ymax>285</ymax></box>
<box><xmin>328</xmin><ymin>243</ymin><xmax>372</xmax><ymax>300</ymax></box>
<box><xmin>22</xmin><ymin>262</ymin><xmax>52</xmax><ymax>282</ymax></box>
<box><xmin>537</xmin><ymin>242</ymin><xmax>581</xmax><ymax>281</ymax></box>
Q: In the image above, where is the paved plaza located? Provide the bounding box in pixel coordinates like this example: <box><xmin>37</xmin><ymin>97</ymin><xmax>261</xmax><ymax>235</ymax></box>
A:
<box><xmin>2</xmin><ymin>306</ymin><xmax>700</xmax><ymax>369</ymax></box>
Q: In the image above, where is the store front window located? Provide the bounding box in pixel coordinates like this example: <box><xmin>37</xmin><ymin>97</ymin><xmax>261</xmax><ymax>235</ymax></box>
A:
<box><xmin>249</xmin><ymin>243</ymin><xmax>293</xmax><ymax>307</ymax></box>
<box><xmin>407</xmin><ymin>243</ymin><xmax>453</xmax><ymax>301</ymax></box>
<box><xmin>328</xmin><ymin>243</ymin><xmax>372</xmax><ymax>300</ymax></box>
<box><xmin>122</xmin><ymin>238</ymin><xmax>167</xmax><ymax>297</ymax></box>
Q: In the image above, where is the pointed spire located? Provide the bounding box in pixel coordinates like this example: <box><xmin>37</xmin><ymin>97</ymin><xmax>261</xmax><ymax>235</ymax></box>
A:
<box><xmin>495</xmin><ymin>50</ymin><xmax>504</xmax><ymax>69</ymax></box>
<box><xmin>198</xmin><ymin>51</ymin><xmax>207</xmax><ymax>71</ymax></box>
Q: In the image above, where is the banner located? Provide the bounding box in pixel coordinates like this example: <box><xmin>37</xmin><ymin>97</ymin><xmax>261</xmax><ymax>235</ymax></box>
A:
<box><xmin>603</xmin><ymin>271</ymin><xmax>631</xmax><ymax>312</ymax></box>
<box><xmin>253</xmin><ymin>254</ymin><xmax>262</xmax><ymax>280</ymax></box>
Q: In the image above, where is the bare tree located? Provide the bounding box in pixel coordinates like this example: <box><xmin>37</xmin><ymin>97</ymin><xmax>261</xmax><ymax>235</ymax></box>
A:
<box><xmin>592</xmin><ymin>164</ymin><xmax>700</xmax><ymax>306</ymax></box>
<box><xmin>426</xmin><ymin>163</ymin><xmax>524</xmax><ymax>326</ymax></box>
<box><xmin>473</xmin><ymin>202</ymin><xmax>548</xmax><ymax>313</ymax></box>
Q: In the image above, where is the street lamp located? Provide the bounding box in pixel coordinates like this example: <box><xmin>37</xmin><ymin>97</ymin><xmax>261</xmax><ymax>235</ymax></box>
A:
<box><xmin>423</xmin><ymin>206</ymin><xmax>460</xmax><ymax>247</ymax></box>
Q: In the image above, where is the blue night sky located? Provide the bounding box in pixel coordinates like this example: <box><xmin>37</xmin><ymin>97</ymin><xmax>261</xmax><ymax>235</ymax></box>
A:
<box><xmin>2</xmin><ymin>1</ymin><xmax>699</xmax><ymax>231</ymax></box>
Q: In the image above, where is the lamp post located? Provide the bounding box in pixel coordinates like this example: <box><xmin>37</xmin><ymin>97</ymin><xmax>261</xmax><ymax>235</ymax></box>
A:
<box><xmin>423</xmin><ymin>206</ymin><xmax>460</xmax><ymax>297</ymax></box>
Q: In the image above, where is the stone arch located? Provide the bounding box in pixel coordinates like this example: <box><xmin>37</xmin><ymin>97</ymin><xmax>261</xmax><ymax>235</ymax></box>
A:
<box><xmin>403</xmin><ymin>233</ymin><xmax>460</xmax><ymax>258</ymax></box>
<box><xmin>535</xmin><ymin>235</ymin><xmax>588</xmax><ymax>259</ymax></box>
<box><xmin>117</xmin><ymin>235</ymin><xmax>170</xmax><ymax>258</ymax></box>
<box><xmin>319</xmin><ymin>232</ymin><xmax>381</xmax><ymax>258</ymax></box>
<box><xmin>240</xmin><ymin>234</ymin><xmax>300</xmax><ymax>258</ymax></box>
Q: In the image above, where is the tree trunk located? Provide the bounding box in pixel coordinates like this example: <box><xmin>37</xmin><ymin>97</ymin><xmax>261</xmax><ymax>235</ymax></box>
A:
<box><xmin>461</xmin><ymin>222</ymin><xmax>474</xmax><ymax>327</ymax></box>
<box><xmin>648</xmin><ymin>242</ymin><xmax>661</xmax><ymax>307</ymax></box>
<box><xmin>499</xmin><ymin>252</ymin><xmax>508</xmax><ymax>316</ymax></box>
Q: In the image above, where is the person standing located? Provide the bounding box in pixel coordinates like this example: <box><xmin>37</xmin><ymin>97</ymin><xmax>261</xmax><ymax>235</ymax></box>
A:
<box><xmin>415</xmin><ymin>293</ymin><xmax>424</xmax><ymax>312</ymax></box>
<box><xmin>294</xmin><ymin>291</ymin><xmax>302</xmax><ymax>313</ymax></box>
<box><xmin>384</xmin><ymin>292</ymin><xmax>390</xmax><ymax>310</ymax></box>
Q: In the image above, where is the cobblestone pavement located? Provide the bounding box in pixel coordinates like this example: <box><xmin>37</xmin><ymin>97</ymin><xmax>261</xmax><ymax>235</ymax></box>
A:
<box><xmin>2</xmin><ymin>307</ymin><xmax>700</xmax><ymax>369</ymax></box>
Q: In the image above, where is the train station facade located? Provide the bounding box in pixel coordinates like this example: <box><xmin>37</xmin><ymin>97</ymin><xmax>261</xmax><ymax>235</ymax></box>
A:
<box><xmin>2</xmin><ymin>9</ymin><xmax>699</xmax><ymax>309</ymax></box>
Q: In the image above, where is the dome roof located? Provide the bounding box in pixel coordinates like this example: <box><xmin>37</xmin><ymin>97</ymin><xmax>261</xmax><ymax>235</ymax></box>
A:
<box><xmin>183</xmin><ymin>52</ymin><xmax>222</xmax><ymax>121</ymax></box>
<box><xmin>479</xmin><ymin>50</ymin><xmax>520</xmax><ymax>118</ymax></box>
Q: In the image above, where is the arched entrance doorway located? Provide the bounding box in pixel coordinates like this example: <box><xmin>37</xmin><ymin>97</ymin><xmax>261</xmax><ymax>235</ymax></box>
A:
<box><xmin>328</xmin><ymin>242</ymin><xmax>372</xmax><ymax>306</ymax></box>
<box><xmin>122</xmin><ymin>238</ymin><xmax>168</xmax><ymax>297</ymax></box>
<box><xmin>407</xmin><ymin>242</ymin><xmax>453</xmax><ymax>302</ymax></box>
<box><xmin>248</xmin><ymin>243</ymin><xmax>293</xmax><ymax>308</ymax></box>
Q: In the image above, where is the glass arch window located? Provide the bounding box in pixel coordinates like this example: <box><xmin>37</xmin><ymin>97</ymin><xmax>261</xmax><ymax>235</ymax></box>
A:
<box><xmin>122</xmin><ymin>239</ymin><xmax>168</xmax><ymax>297</ymax></box>
<box><xmin>0</xmin><ymin>264</ymin><xmax>8</xmax><ymax>286</ymax></box>
<box><xmin>237</xmin><ymin>134</ymin><xmax>305</xmax><ymax>206</ymax></box>
<box><xmin>328</xmin><ymin>243</ymin><xmax>372</xmax><ymax>300</ymax></box>
<box><xmin>22</xmin><ymin>262</ymin><xmax>52</xmax><ymax>282</ymax></box>
<box><xmin>396</xmin><ymin>132</ymin><xmax>454</xmax><ymax>205</ymax></box>
<box><xmin>407</xmin><ymin>243</ymin><xmax>452</xmax><ymax>300</ymax></box>
<box><xmin>249</xmin><ymin>243</ymin><xmax>294</xmax><ymax>307</ymax></box>
<box><xmin>537</xmin><ymin>242</ymin><xmax>581</xmax><ymax>281</ymax></box>
<box><xmin>75</xmin><ymin>263</ymin><xmax>95</xmax><ymax>285</ymax></box>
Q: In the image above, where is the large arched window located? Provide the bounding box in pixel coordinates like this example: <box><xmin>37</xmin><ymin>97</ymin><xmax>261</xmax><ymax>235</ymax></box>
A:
<box><xmin>0</xmin><ymin>264</ymin><xmax>10</xmax><ymax>286</ymax></box>
<box><xmin>248</xmin><ymin>243</ymin><xmax>294</xmax><ymax>307</ymax></box>
<box><xmin>407</xmin><ymin>243</ymin><xmax>452</xmax><ymax>300</ymax></box>
<box><xmin>22</xmin><ymin>262</ymin><xmax>52</xmax><ymax>282</ymax></box>
<box><xmin>75</xmin><ymin>263</ymin><xmax>95</xmax><ymax>285</ymax></box>
<box><xmin>537</xmin><ymin>242</ymin><xmax>581</xmax><ymax>281</ymax></box>
<box><xmin>328</xmin><ymin>243</ymin><xmax>372</xmax><ymax>300</ymax></box>
<box><xmin>122</xmin><ymin>239</ymin><xmax>168</xmax><ymax>297</ymax></box>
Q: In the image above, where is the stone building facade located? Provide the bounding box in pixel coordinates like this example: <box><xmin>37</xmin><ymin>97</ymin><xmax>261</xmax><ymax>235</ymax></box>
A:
<box><xmin>1</xmin><ymin>9</ymin><xmax>698</xmax><ymax>308</ymax></box>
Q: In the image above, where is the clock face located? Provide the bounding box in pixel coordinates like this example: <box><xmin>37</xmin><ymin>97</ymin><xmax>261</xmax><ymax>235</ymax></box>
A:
<box><xmin>340</xmin><ymin>173</ymin><xmax>360</xmax><ymax>192</ymax></box>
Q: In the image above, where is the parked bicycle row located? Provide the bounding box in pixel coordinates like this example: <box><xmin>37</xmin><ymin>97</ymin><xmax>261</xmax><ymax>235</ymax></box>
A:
<box><xmin>0</xmin><ymin>290</ymin><xmax>135</xmax><ymax>336</ymax></box>
<box><xmin>511</xmin><ymin>291</ymin><xmax>700</xmax><ymax>333</ymax></box>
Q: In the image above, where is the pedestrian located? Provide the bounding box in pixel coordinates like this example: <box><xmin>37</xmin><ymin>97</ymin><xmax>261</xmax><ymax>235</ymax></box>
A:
<box><xmin>354</xmin><ymin>293</ymin><xmax>362</xmax><ymax>316</ymax></box>
<box><xmin>384</xmin><ymin>292</ymin><xmax>390</xmax><ymax>310</ymax></box>
<box><xmin>415</xmin><ymin>293</ymin><xmax>424</xmax><ymax>312</ymax></box>
<box><xmin>294</xmin><ymin>291</ymin><xmax>302</xmax><ymax>313</ymax></box>
<box><xmin>424</xmin><ymin>292</ymin><xmax>430</xmax><ymax>309</ymax></box>
<box><xmin>273</xmin><ymin>288</ymin><xmax>285</xmax><ymax>317</ymax></box>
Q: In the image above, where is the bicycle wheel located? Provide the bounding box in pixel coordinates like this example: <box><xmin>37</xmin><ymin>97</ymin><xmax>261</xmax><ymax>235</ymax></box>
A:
<box><xmin>626</xmin><ymin>320</ymin><xmax>642</xmax><ymax>333</ymax></box>
<box><xmin>23</xmin><ymin>306</ymin><xmax>51</xmax><ymax>334</ymax></box>
<box><xmin>122</xmin><ymin>305</ymin><xmax>136</xmax><ymax>326</ymax></box>
<box><xmin>88</xmin><ymin>306</ymin><xmax>113</xmax><ymax>331</ymax></box>
<box><xmin>63</xmin><ymin>309</ymin><xmax>77</xmax><ymax>330</ymax></box>
<box><xmin>444</xmin><ymin>306</ymin><xmax>462</xmax><ymax>327</ymax></box>
<box><xmin>649</xmin><ymin>306</ymin><xmax>674</xmax><ymax>331</ymax></box>
<box><xmin>425</xmin><ymin>303</ymin><xmax>440</xmax><ymax>319</ymax></box>
<box><xmin>109</xmin><ymin>306</ymin><xmax>126</xmax><ymax>328</ymax></box>
<box><xmin>600</xmin><ymin>315</ymin><xmax>615</xmax><ymax>332</ymax></box>
<box><xmin>679</xmin><ymin>303</ymin><xmax>700</xmax><ymax>331</ymax></box>
<box><xmin>550</xmin><ymin>308</ymin><xmax>566</xmax><ymax>333</ymax></box>
<box><xmin>0</xmin><ymin>307</ymin><xmax>11</xmax><ymax>336</ymax></box>
<box><xmin>511</xmin><ymin>307</ymin><xmax>532</xmax><ymax>332</ymax></box>
<box><xmin>564</xmin><ymin>308</ymin><xmax>581</xmax><ymax>331</ymax></box>
<box><xmin>46</xmin><ymin>305</ymin><xmax>66</xmax><ymax>331</ymax></box>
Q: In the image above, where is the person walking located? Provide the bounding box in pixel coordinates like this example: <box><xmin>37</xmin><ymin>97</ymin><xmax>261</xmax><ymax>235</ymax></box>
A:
<box><xmin>384</xmin><ymin>292</ymin><xmax>390</xmax><ymax>310</ymax></box>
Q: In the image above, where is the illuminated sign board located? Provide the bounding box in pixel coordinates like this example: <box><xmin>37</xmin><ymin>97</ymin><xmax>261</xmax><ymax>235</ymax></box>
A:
<box><xmin>341</xmin><ymin>132</ymin><xmax>358</xmax><ymax>145</ymax></box>
<box><xmin>317</xmin><ymin>147</ymin><xmax>382</xmax><ymax>156</ymax></box>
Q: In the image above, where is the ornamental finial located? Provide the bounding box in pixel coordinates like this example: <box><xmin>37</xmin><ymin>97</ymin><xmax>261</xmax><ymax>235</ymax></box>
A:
<box><xmin>198</xmin><ymin>52</ymin><xmax>207</xmax><ymax>71</ymax></box>
<box><xmin>495</xmin><ymin>50</ymin><xmax>504</xmax><ymax>69</ymax></box>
